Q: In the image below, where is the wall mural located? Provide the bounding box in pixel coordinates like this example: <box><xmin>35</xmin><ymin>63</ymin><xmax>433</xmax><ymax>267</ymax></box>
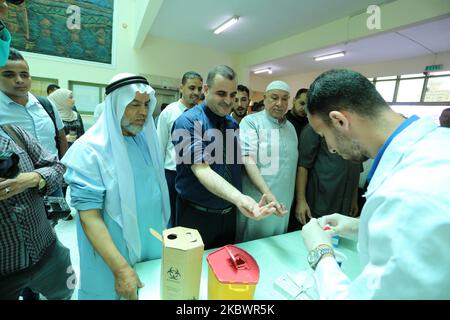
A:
<box><xmin>7</xmin><ymin>0</ymin><xmax>114</xmax><ymax>64</ymax></box>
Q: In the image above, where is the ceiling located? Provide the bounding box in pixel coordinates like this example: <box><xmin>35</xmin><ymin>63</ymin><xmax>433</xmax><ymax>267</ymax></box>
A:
<box><xmin>149</xmin><ymin>0</ymin><xmax>393</xmax><ymax>53</ymax></box>
<box><xmin>148</xmin><ymin>0</ymin><xmax>450</xmax><ymax>77</ymax></box>
<box><xmin>251</xmin><ymin>16</ymin><xmax>450</xmax><ymax>77</ymax></box>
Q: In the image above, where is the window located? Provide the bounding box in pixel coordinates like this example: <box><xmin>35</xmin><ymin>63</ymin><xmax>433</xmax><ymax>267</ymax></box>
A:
<box><xmin>391</xmin><ymin>104</ymin><xmax>448</xmax><ymax>125</ymax></box>
<box><xmin>69</xmin><ymin>81</ymin><xmax>106</xmax><ymax>114</ymax></box>
<box><xmin>375</xmin><ymin>80</ymin><xmax>396</xmax><ymax>102</ymax></box>
<box><xmin>396</xmin><ymin>78</ymin><xmax>424</xmax><ymax>102</ymax></box>
<box><xmin>372</xmin><ymin>72</ymin><xmax>450</xmax><ymax>103</ymax></box>
<box><xmin>30</xmin><ymin>77</ymin><xmax>58</xmax><ymax>97</ymax></box>
<box><xmin>424</xmin><ymin>75</ymin><xmax>450</xmax><ymax>102</ymax></box>
<box><xmin>376</xmin><ymin>76</ymin><xmax>397</xmax><ymax>80</ymax></box>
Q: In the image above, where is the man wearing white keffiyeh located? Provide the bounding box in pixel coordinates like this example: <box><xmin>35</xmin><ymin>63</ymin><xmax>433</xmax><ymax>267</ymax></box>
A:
<box><xmin>61</xmin><ymin>73</ymin><xmax>170</xmax><ymax>300</ymax></box>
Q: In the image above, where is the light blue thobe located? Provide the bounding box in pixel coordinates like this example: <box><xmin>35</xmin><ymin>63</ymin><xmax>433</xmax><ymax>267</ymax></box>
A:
<box><xmin>66</xmin><ymin>135</ymin><xmax>164</xmax><ymax>299</ymax></box>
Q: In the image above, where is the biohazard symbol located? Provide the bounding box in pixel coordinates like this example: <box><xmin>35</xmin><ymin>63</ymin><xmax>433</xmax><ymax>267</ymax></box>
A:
<box><xmin>167</xmin><ymin>267</ymin><xmax>181</xmax><ymax>281</ymax></box>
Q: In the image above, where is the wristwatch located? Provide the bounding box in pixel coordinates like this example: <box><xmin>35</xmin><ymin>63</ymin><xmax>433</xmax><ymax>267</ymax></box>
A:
<box><xmin>307</xmin><ymin>245</ymin><xmax>334</xmax><ymax>271</ymax></box>
<box><xmin>38</xmin><ymin>175</ymin><xmax>46</xmax><ymax>190</ymax></box>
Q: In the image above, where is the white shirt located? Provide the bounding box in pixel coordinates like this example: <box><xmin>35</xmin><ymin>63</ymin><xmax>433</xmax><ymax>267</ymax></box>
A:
<box><xmin>156</xmin><ymin>100</ymin><xmax>188</xmax><ymax>171</ymax></box>
<box><xmin>313</xmin><ymin>117</ymin><xmax>450</xmax><ymax>299</ymax></box>
<box><xmin>0</xmin><ymin>91</ymin><xmax>64</xmax><ymax>157</ymax></box>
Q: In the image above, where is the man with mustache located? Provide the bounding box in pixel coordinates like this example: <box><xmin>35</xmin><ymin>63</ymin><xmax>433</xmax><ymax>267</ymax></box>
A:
<box><xmin>295</xmin><ymin>121</ymin><xmax>362</xmax><ymax>225</ymax></box>
<box><xmin>286</xmin><ymin>88</ymin><xmax>310</xmax><ymax>232</ymax></box>
<box><xmin>62</xmin><ymin>73</ymin><xmax>170</xmax><ymax>299</ymax></box>
<box><xmin>301</xmin><ymin>69</ymin><xmax>450</xmax><ymax>299</ymax></box>
<box><xmin>231</xmin><ymin>84</ymin><xmax>249</xmax><ymax>124</ymax></box>
<box><xmin>0</xmin><ymin>48</ymin><xmax>68</xmax><ymax>160</ymax></box>
<box><xmin>157</xmin><ymin>71</ymin><xmax>203</xmax><ymax>226</ymax></box>
<box><xmin>287</xmin><ymin>88</ymin><xmax>309</xmax><ymax>138</ymax></box>
<box><xmin>237</xmin><ymin>80</ymin><xmax>298</xmax><ymax>242</ymax></box>
<box><xmin>172</xmin><ymin>65</ymin><xmax>276</xmax><ymax>249</ymax></box>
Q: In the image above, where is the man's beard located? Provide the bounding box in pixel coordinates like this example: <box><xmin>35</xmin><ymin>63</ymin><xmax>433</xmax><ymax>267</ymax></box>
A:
<box><xmin>234</xmin><ymin>108</ymin><xmax>247</xmax><ymax>117</ymax></box>
<box><xmin>334</xmin><ymin>128</ymin><xmax>369</xmax><ymax>162</ymax></box>
<box><xmin>121</xmin><ymin>117</ymin><xmax>144</xmax><ymax>136</ymax></box>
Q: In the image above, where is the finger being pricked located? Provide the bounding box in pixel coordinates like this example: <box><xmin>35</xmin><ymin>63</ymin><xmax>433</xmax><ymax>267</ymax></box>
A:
<box><xmin>251</xmin><ymin>203</ymin><xmax>275</xmax><ymax>220</ymax></box>
<box><xmin>258</xmin><ymin>194</ymin><xmax>269</xmax><ymax>207</ymax></box>
<box><xmin>274</xmin><ymin>203</ymin><xmax>288</xmax><ymax>217</ymax></box>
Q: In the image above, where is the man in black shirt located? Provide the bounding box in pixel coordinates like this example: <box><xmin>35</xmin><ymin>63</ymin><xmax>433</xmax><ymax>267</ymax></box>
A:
<box><xmin>286</xmin><ymin>88</ymin><xmax>309</xmax><ymax>138</ymax></box>
<box><xmin>287</xmin><ymin>88</ymin><xmax>309</xmax><ymax>231</ymax></box>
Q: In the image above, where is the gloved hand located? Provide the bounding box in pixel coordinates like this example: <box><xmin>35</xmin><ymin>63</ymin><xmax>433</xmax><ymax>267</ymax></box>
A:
<box><xmin>318</xmin><ymin>213</ymin><xmax>359</xmax><ymax>240</ymax></box>
<box><xmin>301</xmin><ymin>218</ymin><xmax>332</xmax><ymax>252</ymax></box>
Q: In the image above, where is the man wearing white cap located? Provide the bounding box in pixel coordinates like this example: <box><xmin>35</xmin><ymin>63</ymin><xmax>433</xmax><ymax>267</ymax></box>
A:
<box><xmin>62</xmin><ymin>73</ymin><xmax>170</xmax><ymax>300</ymax></box>
<box><xmin>237</xmin><ymin>80</ymin><xmax>298</xmax><ymax>242</ymax></box>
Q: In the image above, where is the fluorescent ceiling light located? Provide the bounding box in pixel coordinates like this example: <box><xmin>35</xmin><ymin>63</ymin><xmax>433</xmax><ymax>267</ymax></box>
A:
<box><xmin>214</xmin><ymin>16</ymin><xmax>239</xmax><ymax>34</ymax></box>
<box><xmin>254</xmin><ymin>68</ymin><xmax>272</xmax><ymax>74</ymax></box>
<box><xmin>314</xmin><ymin>51</ymin><xmax>346</xmax><ymax>61</ymax></box>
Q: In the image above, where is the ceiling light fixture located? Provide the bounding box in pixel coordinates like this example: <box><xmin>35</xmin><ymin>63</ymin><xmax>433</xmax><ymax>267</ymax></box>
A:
<box><xmin>314</xmin><ymin>51</ymin><xmax>346</xmax><ymax>61</ymax></box>
<box><xmin>254</xmin><ymin>68</ymin><xmax>272</xmax><ymax>75</ymax></box>
<box><xmin>214</xmin><ymin>15</ymin><xmax>240</xmax><ymax>34</ymax></box>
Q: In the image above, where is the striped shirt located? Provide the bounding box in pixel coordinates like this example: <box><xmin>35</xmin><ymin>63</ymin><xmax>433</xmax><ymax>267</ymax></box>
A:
<box><xmin>0</xmin><ymin>126</ymin><xmax>64</xmax><ymax>276</ymax></box>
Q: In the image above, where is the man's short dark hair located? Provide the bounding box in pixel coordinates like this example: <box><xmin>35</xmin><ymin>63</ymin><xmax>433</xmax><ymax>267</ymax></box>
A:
<box><xmin>8</xmin><ymin>48</ymin><xmax>25</xmax><ymax>61</ymax></box>
<box><xmin>237</xmin><ymin>84</ymin><xmax>250</xmax><ymax>97</ymax></box>
<box><xmin>252</xmin><ymin>100</ymin><xmax>265</xmax><ymax>112</ymax></box>
<box><xmin>181</xmin><ymin>71</ymin><xmax>203</xmax><ymax>85</ymax></box>
<box><xmin>206</xmin><ymin>65</ymin><xmax>236</xmax><ymax>88</ymax></box>
<box><xmin>440</xmin><ymin>107</ymin><xmax>450</xmax><ymax>127</ymax></box>
<box><xmin>160</xmin><ymin>103</ymin><xmax>169</xmax><ymax>111</ymax></box>
<box><xmin>295</xmin><ymin>88</ymin><xmax>308</xmax><ymax>100</ymax></box>
<box><xmin>47</xmin><ymin>84</ymin><xmax>60</xmax><ymax>95</ymax></box>
<box><xmin>307</xmin><ymin>69</ymin><xmax>389</xmax><ymax>123</ymax></box>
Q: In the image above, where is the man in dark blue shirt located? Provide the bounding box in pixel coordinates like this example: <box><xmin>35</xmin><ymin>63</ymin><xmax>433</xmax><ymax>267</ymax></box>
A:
<box><xmin>172</xmin><ymin>65</ymin><xmax>275</xmax><ymax>249</ymax></box>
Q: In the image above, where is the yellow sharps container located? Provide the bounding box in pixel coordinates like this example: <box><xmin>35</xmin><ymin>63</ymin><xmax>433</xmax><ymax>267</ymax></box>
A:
<box><xmin>207</xmin><ymin>245</ymin><xmax>259</xmax><ymax>300</ymax></box>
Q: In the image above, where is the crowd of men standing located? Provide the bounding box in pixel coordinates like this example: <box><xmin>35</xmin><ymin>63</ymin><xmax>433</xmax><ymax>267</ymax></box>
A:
<box><xmin>1</xmin><ymin>0</ymin><xmax>449</xmax><ymax>300</ymax></box>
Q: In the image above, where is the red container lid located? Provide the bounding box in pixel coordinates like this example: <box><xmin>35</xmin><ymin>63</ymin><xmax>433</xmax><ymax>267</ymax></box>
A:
<box><xmin>207</xmin><ymin>245</ymin><xmax>259</xmax><ymax>285</ymax></box>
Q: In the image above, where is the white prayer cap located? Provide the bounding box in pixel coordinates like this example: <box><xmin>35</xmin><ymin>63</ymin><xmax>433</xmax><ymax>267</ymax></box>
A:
<box><xmin>265</xmin><ymin>80</ymin><xmax>291</xmax><ymax>93</ymax></box>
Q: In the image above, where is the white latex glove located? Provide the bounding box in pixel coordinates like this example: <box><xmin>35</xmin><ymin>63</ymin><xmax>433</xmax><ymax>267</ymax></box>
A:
<box><xmin>318</xmin><ymin>213</ymin><xmax>359</xmax><ymax>240</ymax></box>
<box><xmin>301</xmin><ymin>218</ymin><xmax>332</xmax><ymax>252</ymax></box>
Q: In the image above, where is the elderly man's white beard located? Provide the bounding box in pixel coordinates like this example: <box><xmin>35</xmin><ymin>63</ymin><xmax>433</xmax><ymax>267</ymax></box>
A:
<box><xmin>121</xmin><ymin>117</ymin><xmax>144</xmax><ymax>136</ymax></box>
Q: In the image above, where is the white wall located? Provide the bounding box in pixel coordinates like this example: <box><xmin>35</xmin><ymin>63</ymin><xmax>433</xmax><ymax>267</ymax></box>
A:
<box><xmin>135</xmin><ymin>35</ymin><xmax>238</xmax><ymax>83</ymax></box>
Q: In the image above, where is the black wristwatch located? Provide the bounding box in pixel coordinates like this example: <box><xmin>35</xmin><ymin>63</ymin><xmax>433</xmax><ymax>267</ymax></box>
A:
<box><xmin>307</xmin><ymin>245</ymin><xmax>334</xmax><ymax>271</ymax></box>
